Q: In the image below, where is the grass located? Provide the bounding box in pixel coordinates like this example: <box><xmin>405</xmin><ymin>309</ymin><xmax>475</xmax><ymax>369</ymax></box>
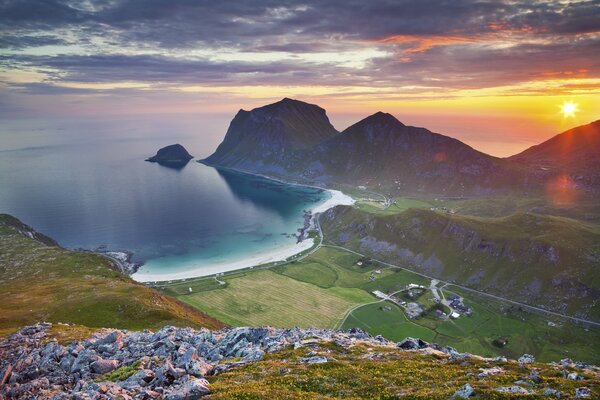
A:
<box><xmin>340</xmin><ymin>303</ymin><xmax>436</xmax><ymax>342</ymax></box>
<box><xmin>96</xmin><ymin>361</ymin><xmax>141</xmax><ymax>382</ymax></box>
<box><xmin>0</xmin><ymin>214</ymin><xmax>224</xmax><ymax>338</ymax></box>
<box><xmin>355</xmin><ymin>197</ymin><xmax>431</xmax><ymax>216</ymax></box>
<box><xmin>175</xmin><ymin>269</ymin><xmax>373</xmax><ymax>328</ymax></box>
<box><xmin>206</xmin><ymin>340</ymin><xmax>600</xmax><ymax>399</ymax></box>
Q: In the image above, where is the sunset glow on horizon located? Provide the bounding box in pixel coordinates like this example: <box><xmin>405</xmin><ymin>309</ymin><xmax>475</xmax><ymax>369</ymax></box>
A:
<box><xmin>1</xmin><ymin>0</ymin><xmax>599</xmax><ymax>157</ymax></box>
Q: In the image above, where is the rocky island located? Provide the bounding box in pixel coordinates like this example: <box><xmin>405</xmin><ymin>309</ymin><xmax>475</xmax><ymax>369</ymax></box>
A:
<box><xmin>146</xmin><ymin>144</ymin><xmax>194</xmax><ymax>167</ymax></box>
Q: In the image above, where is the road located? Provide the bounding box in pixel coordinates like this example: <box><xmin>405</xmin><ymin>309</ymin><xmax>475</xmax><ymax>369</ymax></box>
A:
<box><xmin>321</xmin><ymin>243</ymin><xmax>600</xmax><ymax>328</ymax></box>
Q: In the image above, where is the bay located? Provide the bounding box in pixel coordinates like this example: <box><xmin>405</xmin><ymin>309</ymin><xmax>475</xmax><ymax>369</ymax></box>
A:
<box><xmin>0</xmin><ymin>116</ymin><xmax>330</xmax><ymax>281</ymax></box>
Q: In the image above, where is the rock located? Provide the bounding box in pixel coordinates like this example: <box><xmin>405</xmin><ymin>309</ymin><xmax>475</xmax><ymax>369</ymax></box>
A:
<box><xmin>496</xmin><ymin>386</ymin><xmax>535</xmax><ymax>395</ymax></box>
<box><xmin>477</xmin><ymin>367</ymin><xmax>504</xmax><ymax>378</ymax></box>
<box><xmin>397</xmin><ymin>337</ymin><xmax>428</xmax><ymax>350</ymax></box>
<box><xmin>0</xmin><ymin>364</ymin><xmax>12</xmax><ymax>385</ymax></box>
<box><xmin>145</xmin><ymin>144</ymin><xmax>194</xmax><ymax>167</ymax></box>
<box><xmin>575</xmin><ymin>387</ymin><xmax>591</xmax><ymax>398</ymax></box>
<box><xmin>518</xmin><ymin>354</ymin><xmax>535</xmax><ymax>363</ymax></box>
<box><xmin>96</xmin><ymin>330</ymin><xmax>123</xmax><ymax>346</ymax></box>
<box><xmin>90</xmin><ymin>359</ymin><xmax>119</xmax><ymax>374</ymax></box>
<box><xmin>543</xmin><ymin>388</ymin><xmax>562</xmax><ymax>398</ymax></box>
<box><xmin>70</xmin><ymin>350</ymin><xmax>99</xmax><ymax>374</ymax></box>
<box><xmin>185</xmin><ymin>359</ymin><xmax>213</xmax><ymax>377</ymax></box>
<box><xmin>127</xmin><ymin>369</ymin><xmax>156</xmax><ymax>385</ymax></box>
<box><xmin>452</xmin><ymin>383</ymin><xmax>474</xmax><ymax>398</ymax></box>
<box><xmin>559</xmin><ymin>358</ymin><xmax>573</xmax><ymax>367</ymax></box>
<box><xmin>300</xmin><ymin>356</ymin><xmax>328</xmax><ymax>364</ymax></box>
<box><xmin>241</xmin><ymin>348</ymin><xmax>264</xmax><ymax>362</ymax></box>
<box><xmin>567</xmin><ymin>372</ymin><xmax>581</xmax><ymax>380</ymax></box>
<box><xmin>163</xmin><ymin>377</ymin><xmax>210</xmax><ymax>400</ymax></box>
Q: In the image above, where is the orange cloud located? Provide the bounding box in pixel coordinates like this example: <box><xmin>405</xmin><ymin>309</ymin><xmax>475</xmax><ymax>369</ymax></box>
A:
<box><xmin>375</xmin><ymin>34</ymin><xmax>475</xmax><ymax>55</ymax></box>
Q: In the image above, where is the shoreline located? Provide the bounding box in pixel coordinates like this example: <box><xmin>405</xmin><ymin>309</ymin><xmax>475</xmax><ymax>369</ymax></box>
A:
<box><xmin>131</xmin><ymin>166</ymin><xmax>355</xmax><ymax>283</ymax></box>
<box><xmin>131</xmin><ymin>238</ymin><xmax>316</xmax><ymax>282</ymax></box>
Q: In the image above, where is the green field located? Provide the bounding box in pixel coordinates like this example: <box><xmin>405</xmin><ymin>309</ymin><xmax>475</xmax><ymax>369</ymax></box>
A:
<box><xmin>355</xmin><ymin>197</ymin><xmax>431</xmax><ymax>215</ymax></box>
<box><xmin>175</xmin><ymin>269</ymin><xmax>373</xmax><ymax>328</ymax></box>
<box><xmin>159</xmin><ymin>245</ymin><xmax>600</xmax><ymax>363</ymax></box>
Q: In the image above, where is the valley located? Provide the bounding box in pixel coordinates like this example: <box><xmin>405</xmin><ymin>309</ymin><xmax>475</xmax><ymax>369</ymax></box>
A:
<box><xmin>156</xmin><ymin>229</ymin><xmax>600</xmax><ymax>364</ymax></box>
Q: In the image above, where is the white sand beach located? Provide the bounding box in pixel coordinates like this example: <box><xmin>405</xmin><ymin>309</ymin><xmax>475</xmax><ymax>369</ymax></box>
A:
<box><xmin>131</xmin><ymin>238</ymin><xmax>315</xmax><ymax>282</ymax></box>
<box><xmin>311</xmin><ymin>189</ymin><xmax>355</xmax><ymax>214</ymax></box>
<box><xmin>131</xmin><ymin>188</ymin><xmax>355</xmax><ymax>283</ymax></box>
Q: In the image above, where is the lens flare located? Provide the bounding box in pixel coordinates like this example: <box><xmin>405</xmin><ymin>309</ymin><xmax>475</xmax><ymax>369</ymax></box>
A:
<box><xmin>560</xmin><ymin>100</ymin><xmax>578</xmax><ymax>118</ymax></box>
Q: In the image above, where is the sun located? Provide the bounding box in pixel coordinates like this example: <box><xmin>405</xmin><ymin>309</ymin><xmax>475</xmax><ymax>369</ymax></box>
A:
<box><xmin>560</xmin><ymin>100</ymin><xmax>579</xmax><ymax>118</ymax></box>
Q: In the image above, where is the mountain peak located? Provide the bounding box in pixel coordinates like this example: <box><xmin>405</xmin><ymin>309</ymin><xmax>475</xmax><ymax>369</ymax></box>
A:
<box><xmin>203</xmin><ymin>98</ymin><xmax>338</xmax><ymax>166</ymax></box>
<box><xmin>361</xmin><ymin>111</ymin><xmax>405</xmax><ymax>127</ymax></box>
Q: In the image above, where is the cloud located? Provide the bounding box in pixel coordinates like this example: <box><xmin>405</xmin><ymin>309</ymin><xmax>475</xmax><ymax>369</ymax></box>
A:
<box><xmin>0</xmin><ymin>0</ymin><xmax>598</xmax><ymax>99</ymax></box>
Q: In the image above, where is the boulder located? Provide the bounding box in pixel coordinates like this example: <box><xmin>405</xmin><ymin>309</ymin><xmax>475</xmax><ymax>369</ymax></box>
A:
<box><xmin>164</xmin><ymin>377</ymin><xmax>210</xmax><ymax>400</ymax></box>
<box><xmin>452</xmin><ymin>383</ymin><xmax>474</xmax><ymax>398</ymax></box>
<box><xmin>90</xmin><ymin>359</ymin><xmax>119</xmax><ymax>375</ymax></box>
<box><xmin>300</xmin><ymin>356</ymin><xmax>328</xmax><ymax>364</ymax></box>
<box><xmin>496</xmin><ymin>386</ymin><xmax>534</xmax><ymax>395</ymax></box>
<box><xmin>397</xmin><ymin>337</ymin><xmax>428</xmax><ymax>350</ymax></box>
<box><xmin>518</xmin><ymin>354</ymin><xmax>535</xmax><ymax>363</ymax></box>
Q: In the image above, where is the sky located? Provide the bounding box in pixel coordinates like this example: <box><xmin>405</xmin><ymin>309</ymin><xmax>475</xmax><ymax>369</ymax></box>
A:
<box><xmin>1</xmin><ymin>0</ymin><xmax>599</xmax><ymax>157</ymax></box>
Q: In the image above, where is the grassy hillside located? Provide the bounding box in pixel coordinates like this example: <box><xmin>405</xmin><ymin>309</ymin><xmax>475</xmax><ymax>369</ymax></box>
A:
<box><xmin>321</xmin><ymin>206</ymin><xmax>600</xmax><ymax>322</ymax></box>
<box><xmin>0</xmin><ymin>214</ymin><xmax>224</xmax><ymax>336</ymax></box>
<box><xmin>207</xmin><ymin>341</ymin><xmax>599</xmax><ymax>399</ymax></box>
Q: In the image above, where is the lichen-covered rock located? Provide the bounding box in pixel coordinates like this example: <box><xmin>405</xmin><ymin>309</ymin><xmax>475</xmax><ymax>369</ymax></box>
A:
<box><xmin>452</xmin><ymin>383</ymin><xmax>474</xmax><ymax>398</ymax></box>
<box><xmin>0</xmin><ymin>323</ymin><xmax>597</xmax><ymax>399</ymax></box>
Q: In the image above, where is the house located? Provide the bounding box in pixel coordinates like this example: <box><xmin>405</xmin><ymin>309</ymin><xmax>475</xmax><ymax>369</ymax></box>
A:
<box><xmin>372</xmin><ymin>290</ymin><xmax>388</xmax><ymax>299</ymax></box>
<box><xmin>450</xmin><ymin>312</ymin><xmax>460</xmax><ymax>319</ymax></box>
<box><xmin>407</xmin><ymin>283</ymin><xmax>425</xmax><ymax>289</ymax></box>
<box><xmin>357</xmin><ymin>261</ymin><xmax>363</xmax><ymax>266</ymax></box>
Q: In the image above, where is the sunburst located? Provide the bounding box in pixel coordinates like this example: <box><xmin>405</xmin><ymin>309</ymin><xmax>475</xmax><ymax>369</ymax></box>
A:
<box><xmin>560</xmin><ymin>100</ymin><xmax>578</xmax><ymax>118</ymax></box>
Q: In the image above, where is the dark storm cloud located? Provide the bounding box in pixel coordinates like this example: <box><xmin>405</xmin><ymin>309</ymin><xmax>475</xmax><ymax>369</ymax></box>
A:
<box><xmin>2</xmin><ymin>53</ymin><xmax>343</xmax><ymax>85</ymax></box>
<box><xmin>2</xmin><ymin>0</ymin><xmax>599</xmax><ymax>47</ymax></box>
<box><xmin>0</xmin><ymin>35</ymin><xmax>66</xmax><ymax>49</ymax></box>
<box><xmin>1</xmin><ymin>0</ymin><xmax>599</xmax><ymax>93</ymax></box>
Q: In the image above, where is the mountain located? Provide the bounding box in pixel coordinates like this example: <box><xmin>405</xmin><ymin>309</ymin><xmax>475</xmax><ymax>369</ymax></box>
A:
<box><xmin>146</xmin><ymin>144</ymin><xmax>194</xmax><ymax>167</ymax></box>
<box><xmin>203</xmin><ymin>98</ymin><xmax>338</xmax><ymax>175</ymax></box>
<box><xmin>204</xmin><ymin>99</ymin><xmax>599</xmax><ymax>197</ymax></box>
<box><xmin>508</xmin><ymin>120</ymin><xmax>600</xmax><ymax>193</ymax></box>
<box><xmin>308</xmin><ymin>112</ymin><xmax>511</xmax><ymax>195</ymax></box>
<box><xmin>3</xmin><ymin>323</ymin><xmax>597</xmax><ymax>399</ymax></box>
<box><xmin>0</xmin><ymin>214</ymin><xmax>224</xmax><ymax>334</ymax></box>
<box><xmin>203</xmin><ymin>100</ymin><xmax>517</xmax><ymax>196</ymax></box>
<box><xmin>320</xmin><ymin>205</ymin><xmax>600</xmax><ymax>321</ymax></box>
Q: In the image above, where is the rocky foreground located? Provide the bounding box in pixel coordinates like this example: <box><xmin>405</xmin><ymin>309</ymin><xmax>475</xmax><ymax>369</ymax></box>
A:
<box><xmin>0</xmin><ymin>323</ymin><xmax>598</xmax><ymax>399</ymax></box>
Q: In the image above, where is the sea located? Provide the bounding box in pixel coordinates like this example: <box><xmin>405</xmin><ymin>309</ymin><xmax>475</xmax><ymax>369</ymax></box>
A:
<box><xmin>0</xmin><ymin>115</ymin><xmax>330</xmax><ymax>281</ymax></box>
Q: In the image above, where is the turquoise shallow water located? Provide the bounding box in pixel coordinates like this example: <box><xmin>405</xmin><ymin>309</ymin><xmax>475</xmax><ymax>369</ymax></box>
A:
<box><xmin>0</xmin><ymin>117</ymin><xmax>329</xmax><ymax>277</ymax></box>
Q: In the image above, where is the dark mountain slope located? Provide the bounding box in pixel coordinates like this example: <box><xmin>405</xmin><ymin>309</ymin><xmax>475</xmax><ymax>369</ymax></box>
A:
<box><xmin>308</xmin><ymin>112</ymin><xmax>513</xmax><ymax>195</ymax></box>
<box><xmin>203</xmin><ymin>98</ymin><xmax>338</xmax><ymax>174</ymax></box>
<box><xmin>508</xmin><ymin>120</ymin><xmax>600</xmax><ymax>193</ymax></box>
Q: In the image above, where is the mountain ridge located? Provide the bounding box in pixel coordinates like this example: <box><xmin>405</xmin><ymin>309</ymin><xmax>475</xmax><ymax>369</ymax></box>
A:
<box><xmin>203</xmin><ymin>98</ymin><xmax>600</xmax><ymax>196</ymax></box>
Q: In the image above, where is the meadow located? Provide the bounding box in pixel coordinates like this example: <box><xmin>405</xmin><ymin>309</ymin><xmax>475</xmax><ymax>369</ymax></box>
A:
<box><xmin>161</xmin><ymin>245</ymin><xmax>600</xmax><ymax>363</ymax></box>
